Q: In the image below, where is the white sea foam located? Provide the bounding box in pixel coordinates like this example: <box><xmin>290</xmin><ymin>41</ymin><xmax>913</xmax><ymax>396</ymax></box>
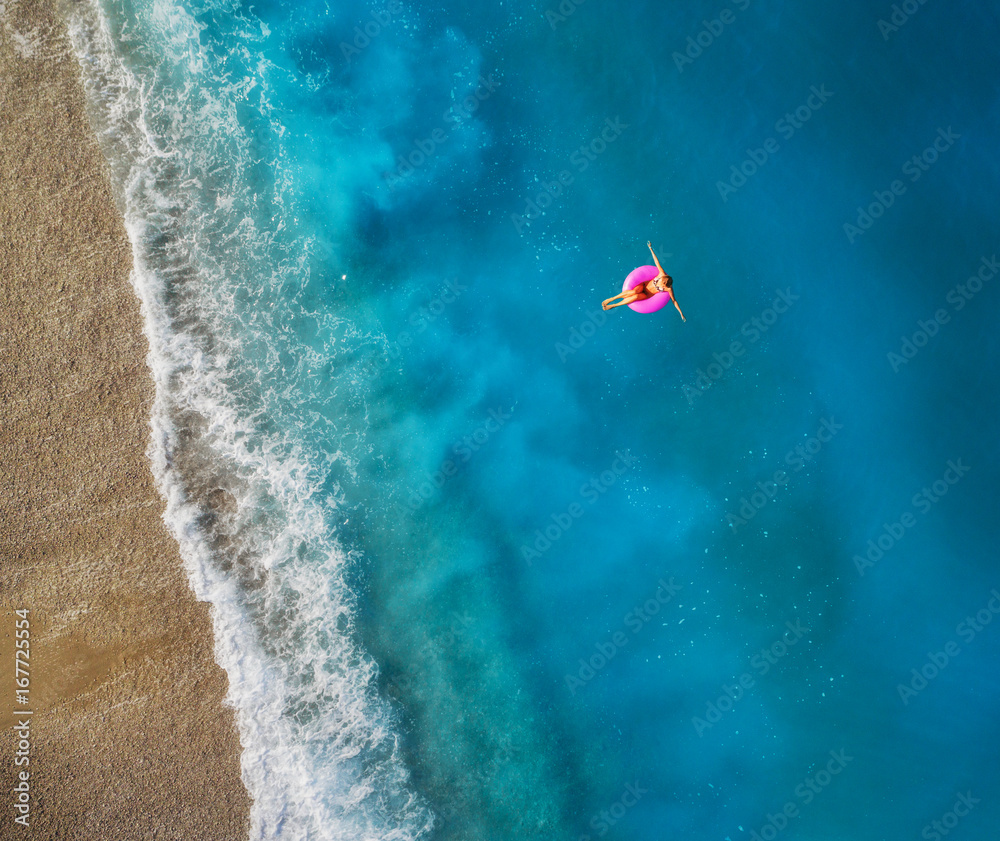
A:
<box><xmin>66</xmin><ymin>1</ymin><xmax>432</xmax><ymax>838</ymax></box>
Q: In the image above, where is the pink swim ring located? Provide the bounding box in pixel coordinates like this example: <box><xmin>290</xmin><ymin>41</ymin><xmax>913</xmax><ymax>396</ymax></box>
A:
<box><xmin>622</xmin><ymin>265</ymin><xmax>671</xmax><ymax>314</ymax></box>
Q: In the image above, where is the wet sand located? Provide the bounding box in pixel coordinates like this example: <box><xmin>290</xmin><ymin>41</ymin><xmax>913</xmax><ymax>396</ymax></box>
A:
<box><xmin>0</xmin><ymin>1</ymin><xmax>251</xmax><ymax>837</ymax></box>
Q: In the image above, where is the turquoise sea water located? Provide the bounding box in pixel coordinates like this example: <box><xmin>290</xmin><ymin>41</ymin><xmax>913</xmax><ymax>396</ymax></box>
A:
<box><xmin>68</xmin><ymin>0</ymin><xmax>1000</xmax><ymax>838</ymax></box>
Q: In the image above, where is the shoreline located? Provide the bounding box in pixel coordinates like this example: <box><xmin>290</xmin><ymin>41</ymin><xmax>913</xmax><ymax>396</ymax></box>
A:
<box><xmin>0</xmin><ymin>1</ymin><xmax>251</xmax><ymax>838</ymax></box>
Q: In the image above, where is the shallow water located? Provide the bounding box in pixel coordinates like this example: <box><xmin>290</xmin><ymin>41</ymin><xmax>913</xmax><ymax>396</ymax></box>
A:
<box><xmin>69</xmin><ymin>0</ymin><xmax>1000</xmax><ymax>838</ymax></box>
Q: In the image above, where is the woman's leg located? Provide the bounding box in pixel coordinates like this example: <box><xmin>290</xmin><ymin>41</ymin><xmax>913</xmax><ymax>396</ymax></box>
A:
<box><xmin>604</xmin><ymin>289</ymin><xmax>632</xmax><ymax>303</ymax></box>
<box><xmin>603</xmin><ymin>290</ymin><xmax>639</xmax><ymax>310</ymax></box>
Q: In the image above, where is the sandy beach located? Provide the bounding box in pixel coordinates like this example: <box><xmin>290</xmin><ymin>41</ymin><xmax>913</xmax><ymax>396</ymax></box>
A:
<box><xmin>0</xmin><ymin>1</ymin><xmax>250</xmax><ymax>837</ymax></box>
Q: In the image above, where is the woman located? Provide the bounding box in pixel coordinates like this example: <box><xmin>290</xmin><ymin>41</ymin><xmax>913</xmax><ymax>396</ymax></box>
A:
<box><xmin>602</xmin><ymin>242</ymin><xmax>686</xmax><ymax>321</ymax></box>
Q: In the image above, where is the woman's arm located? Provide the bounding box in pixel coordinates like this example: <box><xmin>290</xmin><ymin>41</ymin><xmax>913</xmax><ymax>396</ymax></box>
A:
<box><xmin>647</xmin><ymin>241</ymin><xmax>665</xmax><ymax>273</ymax></box>
<box><xmin>673</xmin><ymin>295</ymin><xmax>686</xmax><ymax>321</ymax></box>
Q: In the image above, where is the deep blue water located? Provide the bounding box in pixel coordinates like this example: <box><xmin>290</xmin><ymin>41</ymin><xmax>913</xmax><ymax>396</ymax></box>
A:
<box><xmin>69</xmin><ymin>0</ymin><xmax>1000</xmax><ymax>838</ymax></box>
